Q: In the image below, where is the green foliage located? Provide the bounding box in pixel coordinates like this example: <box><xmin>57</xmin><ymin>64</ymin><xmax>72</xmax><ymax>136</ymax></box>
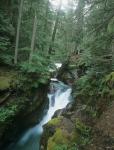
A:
<box><xmin>108</xmin><ymin>17</ymin><xmax>114</xmax><ymax>34</ymax></box>
<box><xmin>47</xmin><ymin>128</ymin><xmax>69</xmax><ymax>150</ymax></box>
<box><xmin>101</xmin><ymin>72</ymin><xmax>114</xmax><ymax>97</ymax></box>
<box><xmin>0</xmin><ymin>0</ymin><xmax>113</xmax><ymax>148</ymax></box>
<box><xmin>77</xmin><ymin>50</ymin><xmax>92</xmax><ymax>67</ymax></box>
<box><xmin>18</xmin><ymin>54</ymin><xmax>50</xmax><ymax>91</ymax></box>
<box><xmin>75</xmin><ymin>119</ymin><xmax>91</xmax><ymax>146</ymax></box>
<box><xmin>105</xmin><ymin>72</ymin><xmax>114</xmax><ymax>83</ymax></box>
<box><xmin>75</xmin><ymin>70</ymin><xmax>102</xmax><ymax>99</ymax></box>
<box><xmin>0</xmin><ymin>37</ymin><xmax>10</xmax><ymax>51</ymax></box>
<box><xmin>0</xmin><ymin>104</ymin><xmax>17</xmax><ymax>122</ymax></box>
<box><xmin>0</xmin><ymin>10</ymin><xmax>15</xmax><ymax>65</ymax></box>
<box><xmin>69</xmin><ymin>145</ymin><xmax>79</xmax><ymax>150</ymax></box>
<box><xmin>85</xmin><ymin>106</ymin><xmax>97</xmax><ymax>118</ymax></box>
<box><xmin>74</xmin><ymin>71</ymin><xmax>114</xmax><ymax>117</ymax></box>
<box><xmin>53</xmin><ymin>144</ymin><xmax>67</xmax><ymax>150</ymax></box>
<box><xmin>48</xmin><ymin>117</ymin><xmax>62</xmax><ymax>126</ymax></box>
<box><xmin>20</xmin><ymin>54</ymin><xmax>49</xmax><ymax>73</ymax></box>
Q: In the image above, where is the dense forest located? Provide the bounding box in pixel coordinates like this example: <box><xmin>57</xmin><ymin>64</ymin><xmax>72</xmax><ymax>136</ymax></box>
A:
<box><xmin>0</xmin><ymin>0</ymin><xmax>114</xmax><ymax>150</ymax></box>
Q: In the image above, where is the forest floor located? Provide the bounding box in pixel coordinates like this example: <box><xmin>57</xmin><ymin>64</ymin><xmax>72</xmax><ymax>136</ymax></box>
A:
<box><xmin>86</xmin><ymin>101</ymin><xmax>114</xmax><ymax>150</ymax></box>
<box><xmin>96</xmin><ymin>101</ymin><xmax>114</xmax><ymax>138</ymax></box>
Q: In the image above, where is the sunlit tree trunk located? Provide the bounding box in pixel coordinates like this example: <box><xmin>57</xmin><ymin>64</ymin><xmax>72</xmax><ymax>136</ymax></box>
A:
<box><xmin>14</xmin><ymin>0</ymin><xmax>24</xmax><ymax>64</ymax></box>
<box><xmin>29</xmin><ymin>12</ymin><xmax>37</xmax><ymax>63</ymax></box>
<box><xmin>48</xmin><ymin>0</ymin><xmax>62</xmax><ymax>54</ymax></box>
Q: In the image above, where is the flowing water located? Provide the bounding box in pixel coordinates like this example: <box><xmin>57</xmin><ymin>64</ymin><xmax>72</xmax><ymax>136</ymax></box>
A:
<box><xmin>7</xmin><ymin>80</ymin><xmax>72</xmax><ymax>150</ymax></box>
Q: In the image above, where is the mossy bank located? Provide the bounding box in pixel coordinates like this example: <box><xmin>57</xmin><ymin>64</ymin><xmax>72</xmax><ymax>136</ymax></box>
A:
<box><xmin>0</xmin><ymin>67</ymin><xmax>50</xmax><ymax>149</ymax></box>
<box><xmin>41</xmin><ymin>55</ymin><xmax>114</xmax><ymax>150</ymax></box>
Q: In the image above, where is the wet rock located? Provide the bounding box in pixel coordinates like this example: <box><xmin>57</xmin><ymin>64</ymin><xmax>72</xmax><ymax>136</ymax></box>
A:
<box><xmin>53</xmin><ymin>102</ymin><xmax>73</xmax><ymax>118</ymax></box>
<box><xmin>0</xmin><ymin>84</ymin><xmax>49</xmax><ymax>149</ymax></box>
<box><xmin>41</xmin><ymin>117</ymin><xmax>75</xmax><ymax>150</ymax></box>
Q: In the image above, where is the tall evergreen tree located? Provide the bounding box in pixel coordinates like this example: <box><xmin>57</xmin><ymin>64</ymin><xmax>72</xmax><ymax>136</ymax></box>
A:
<box><xmin>29</xmin><ymin>11</ymin><xmax>38</xmax><ymax>63</ymax></box>
<box><xmin>74</xmin><ymin>0</ymin><xmax>85</xmax><ymax>53</ymax></box>
<box><xmin>14</xmin><ymin>0</ymin><xmax>24</xmax><ymax>64</ymax></box>
<box><xmin>48</xmin><ymin>0</ymin><xmax>62</xmax><ymax>54</ymax></box>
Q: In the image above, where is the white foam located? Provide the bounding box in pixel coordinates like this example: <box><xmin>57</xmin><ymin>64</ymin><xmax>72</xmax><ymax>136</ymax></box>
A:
<box><xmin>51</xmin><ymin>78</ymin><xmax>58</xmax><ymax>81</ymax></box>
<box><xmin>55</xmin><ymin>63</ymin><xmax>62</xmax><ymax>69</ymax></box>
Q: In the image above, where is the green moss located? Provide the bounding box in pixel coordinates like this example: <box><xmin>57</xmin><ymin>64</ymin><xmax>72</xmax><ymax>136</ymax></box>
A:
<box><xmin>47</xmin><ymin>128</ymin><xmax>69</xmax><ymax>150</ymax></box>
<box><xmin>47</xmin><ymin>137</ymin><xmax>56</xmax><ymax>150</ymax></box>
<box><xmin>0</xmin><ymin>70</ymin><xmax>17</xmax><ymax>90</ymax></box>
<box><xmin>47</xmin><ymin>118</ymin><xmax>84</xmax><ymax>150</ymax></box>
<box><xmin>0</xmin><ymin>77</ymin><xmax>11</xmax><ymax>90</ymax></box>
<box><xmin>72</xmin><ymin>129</ymin><xmax>80</xmax><ymax>143</ymax></box>
<box><xmin>101</xmin><ymin>72</ymin><xmax>114</xmax><ymax>97</ymax></box>
<box><xmin>48</xmin><ymin>117</ymin><xmax>63</xmax><ymax>126</ymax></box>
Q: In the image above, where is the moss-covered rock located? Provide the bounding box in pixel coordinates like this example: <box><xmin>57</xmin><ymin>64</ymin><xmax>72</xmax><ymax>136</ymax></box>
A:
<box><xmin>0</xmin><ymin>83</ymin><xmax>48</xmax><ymax>149</ymax></box>
<box><xmin>47</xmin><ymin>128</ymin><xmax>69</xmax><ymax>150</ymax></box>
<box><xmin>0</xmin><ymin>68</ymin><xmax>17</xmax><ymax>91</ymax></box>
<box><xmin>0</xmin><ymin>77</ymin><xmax>11</xmax><ymax>90</ymax></box>
<box><xmin>41</xmin><ymin>117</ymin><xmax>75</xmax><ymax>150</ymax></box>
<box><xmin>47</xmin><ymin>117</ymin><xmax>63</xmax><ymax>126</ymax></box>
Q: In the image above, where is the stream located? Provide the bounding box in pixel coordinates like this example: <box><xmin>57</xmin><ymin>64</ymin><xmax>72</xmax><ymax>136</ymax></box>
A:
<box><xmin>7</xmin><ymin>80</ymin><xmax>72</xmax><ymax>150</ymax></box>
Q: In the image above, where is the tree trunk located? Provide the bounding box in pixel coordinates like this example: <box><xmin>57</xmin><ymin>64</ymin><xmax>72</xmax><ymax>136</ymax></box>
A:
<box><xmin>42</xmin><ymin>0</ymin><xmax>49</xmax><ymax>52</ymax></box>
<box><xmin>74</xmin><ymin>0</ymin><xmax>85</xmax><ymax>53</ymax></box>
<box><xmin>112</xmin><ymin>39</ymin><xmax>114</xmax><ymax>71</ymax></box>
<box><xmin>14</xmin><ymin>0</ymin><xmax>24</xmax><ymax>64</ymax></box>
<box><xmin>29</xmin><ymin>12</ymin><xmax>38</xmax><ymax>63</ymax></box>
<box><xmin>44</xmin><ymin>0</ymin><xmax>49</xmax><ymax>31</ymax></box>
<box><xmin>48</xmin><ymin>0</ymin><xmax>62</xmax><ymax>55</ymax></box>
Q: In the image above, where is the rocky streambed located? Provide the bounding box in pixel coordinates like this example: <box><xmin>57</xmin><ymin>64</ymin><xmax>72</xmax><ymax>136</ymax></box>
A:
<box><xmin>4</xmin><ymin>80</ymin><xmax>72</xmax><ymax>150</ymax></box>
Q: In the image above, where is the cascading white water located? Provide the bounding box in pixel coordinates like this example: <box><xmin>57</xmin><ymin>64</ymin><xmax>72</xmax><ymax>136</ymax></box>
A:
<box><xmin>40</xmin><ymin>87</ymin><xmax>71</xmax><ymax>126</ymax></box>
<box><xmin>7</xmin><ymin>81</ymin><xmax>72</xmax><ymax>150</ymax></box>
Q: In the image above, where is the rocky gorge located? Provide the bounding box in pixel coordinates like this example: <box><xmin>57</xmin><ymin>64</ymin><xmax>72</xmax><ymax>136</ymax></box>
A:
<box><xmin>0</xmin><ymin>66</ymin><xmax>49</xmax><ymax>149</ymax></box>
<box><xmin>40</xmin><ymin>54</ymin><xmax>114</xmax><ymax>150</ymax></box>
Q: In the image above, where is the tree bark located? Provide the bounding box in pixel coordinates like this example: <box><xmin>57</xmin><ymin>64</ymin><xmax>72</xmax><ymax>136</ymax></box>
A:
<box><xmin>42</xmin><ymin>0</ymin><xmax>49</xmax><ymax>52</ymax></box>
<box><xmin>29</xmin><ymin>12</ymin><xmax>38</xmax><ymax>63</ymax></box>
<box><xmin>112</xmin><ymin>39</ymin><xmax>114</xmax><ymax>71</ymax></box>
<box><xmin>14</xmin><ymin>0</ymin><xmax>24</xmax><ymax>64</ymax></box>
<box><xmin>48</xmin><ymin>0</ymin><xmax>62</xmax><ymax>55</ymax></box>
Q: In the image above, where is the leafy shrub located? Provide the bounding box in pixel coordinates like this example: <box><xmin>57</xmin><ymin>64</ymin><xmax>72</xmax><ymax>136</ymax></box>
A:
<box><xmin>75</xmin><ymin>119</ymin><xmax>91</xmax><ymax>146</ymax></box>
<box><xmin>18</xmin><ymin>54</ymin><xmax>50</xmax><ymax>91</ymax></box>
<box><xmin>0</xmin><ymin>104</ymin><xmax>17</xmax><ymax>122</ymax></box>
<box><xmin>53</xmin><ymin>144</ymin><xmax>67</xmax><ymax>150</ymax></box>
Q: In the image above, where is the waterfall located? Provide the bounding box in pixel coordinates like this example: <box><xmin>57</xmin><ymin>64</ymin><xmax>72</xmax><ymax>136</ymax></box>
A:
<box><xmin>7</xmin><ymin>80</ymin><xmax>72</xmax><ymax>150</ymax></box>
